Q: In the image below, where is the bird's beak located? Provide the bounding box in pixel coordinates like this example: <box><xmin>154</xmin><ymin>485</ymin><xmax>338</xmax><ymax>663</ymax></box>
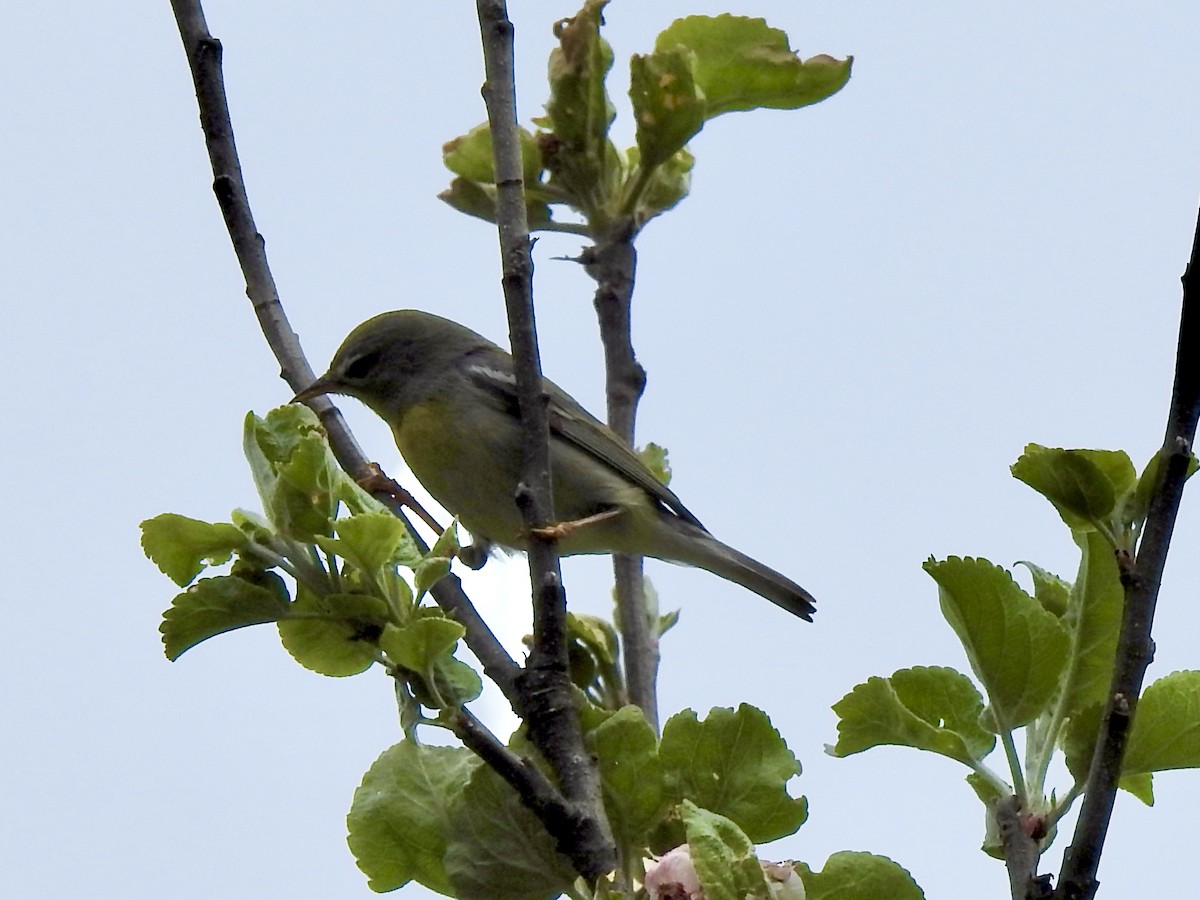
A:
<box><xmin>291</xmin><ymin>374</ymin><xmax>338</xmax><ymax>405</ymax></box>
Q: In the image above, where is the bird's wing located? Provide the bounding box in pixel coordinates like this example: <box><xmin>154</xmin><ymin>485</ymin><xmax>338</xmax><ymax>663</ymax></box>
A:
<box><xmin>462</xmin><ymin>348</ymin><xmax>707</xmax><ymax>530</ymax></box>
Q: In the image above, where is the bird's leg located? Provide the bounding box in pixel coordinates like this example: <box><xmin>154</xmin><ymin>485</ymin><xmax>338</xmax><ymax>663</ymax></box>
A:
<box><xmin>358</xmin><ymin>464</ymin><xmax>493</xmax><ymax>568</ymax></box>
<box><xmin>530</xmin><ymin>507</ymin><xmax>624</xmax><ymax>541</ymax></box>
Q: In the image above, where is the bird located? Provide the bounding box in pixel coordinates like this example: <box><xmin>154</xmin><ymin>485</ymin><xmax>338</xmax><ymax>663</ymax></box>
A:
<box><xmin>294</xmin><ymin>310</ymin><xmax>815</xmax><ymax>620</ymax></box>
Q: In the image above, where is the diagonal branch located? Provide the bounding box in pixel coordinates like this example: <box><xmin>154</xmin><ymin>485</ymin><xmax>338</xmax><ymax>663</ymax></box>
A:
<box><xmin>168</xmin><ymin>0</ymin><xmax>521</xmax><ymax>704</ymax></box>
<box><xmin>474</xmin><ymin>0</ymin><xmax>616</xmax><ymax>880</ymax></box>
<box><xmin>1053</xmin><ymin>200</ymin><xmax>1200</xmax><ymax>900</ymax></box>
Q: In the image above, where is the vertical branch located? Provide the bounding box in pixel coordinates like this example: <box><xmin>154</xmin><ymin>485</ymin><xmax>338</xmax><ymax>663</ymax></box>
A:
<box><xmin>474</xmin><ymin>0</ymin><xmax>616</xmax><ymax>879</ymax></box>
<box><xmin>168</xmin><ymin>0</ymin><xmax>523</xmax><ymax>704</ymax></box>
<box><xmin>581</xmin><ymin>229</ymin><xmax>659</xmax><ymax>730</ymax></box>
<box><xmin>1054</xmin><ymin>201</ymin><xmax>1200</xmax><ymax>900</ymax></box>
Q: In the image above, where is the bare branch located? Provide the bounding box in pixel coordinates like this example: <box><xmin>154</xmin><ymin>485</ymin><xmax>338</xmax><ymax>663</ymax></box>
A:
<box><xmin>475</xmin><ymin>0</ymin><xmax>616</xmax><ymax>880</ymax></box>
<box><xmin>581</xmin><ymin>231</ymin><xmax>659</xmax><ymax>729</ymax></box>
<box><xmin>1053</xmin><ymin>200</ymin><xmax>1200</xmax><ymax>900</ymax></box>
<box><xmin>168</xmin><ymin>0</ymin><xmax>522</xmax><ymax>704</ymax></box>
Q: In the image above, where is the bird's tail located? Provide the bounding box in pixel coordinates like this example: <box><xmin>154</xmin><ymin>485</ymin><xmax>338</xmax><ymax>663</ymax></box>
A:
<box><xmin>649</xmin><ymin>516</ymin><xmax>816</xmax><ymax>621</ymax></box>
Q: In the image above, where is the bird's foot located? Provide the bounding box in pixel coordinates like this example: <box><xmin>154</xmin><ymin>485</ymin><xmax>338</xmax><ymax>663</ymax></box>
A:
<box><xmin>530</xmin><ymin>507</ymin><xmax>623</xmax><ymax>541</ymax></box>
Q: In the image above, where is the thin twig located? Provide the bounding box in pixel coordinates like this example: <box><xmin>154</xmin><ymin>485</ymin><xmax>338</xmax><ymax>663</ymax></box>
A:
<box><xmin>1053</xmin><ymin>200</ymin><xmax>1200</xmax><ymax>900</ymax></box>
<box><xmin>474</xmin><ymin>0</ymin><xmax>616</xmax><ymax>880</ymax></box>
<box><xmin>168</xmin><ymin>0</ymin><xmax>522</xmax><ymax>704</ymax></box>
<box><xmin>581</xmin><ymin>230</ymin><xmax>659</xmax><ymax>729</ymax></box>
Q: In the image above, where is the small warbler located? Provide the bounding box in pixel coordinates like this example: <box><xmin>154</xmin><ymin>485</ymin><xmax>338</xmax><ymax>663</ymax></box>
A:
<box><xmin>295</xmin><ymin>310</ymin><xmax>816</xmax><ymax>620</ymax></box>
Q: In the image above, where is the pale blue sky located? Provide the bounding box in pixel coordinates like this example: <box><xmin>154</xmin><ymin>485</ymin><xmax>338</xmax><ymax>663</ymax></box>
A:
<box><xmin>4</xmin><ymin>2</ymin><xmax>1199</xmax><ymax>897</ymax></box>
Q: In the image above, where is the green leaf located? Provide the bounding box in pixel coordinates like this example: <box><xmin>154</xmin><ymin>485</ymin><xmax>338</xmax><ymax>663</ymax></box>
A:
<box><xmin>429</xmin><ymin>656</ymin><xmax>484</xmax><ymax>707</ymax></box>
<box><xmin>588</xmin><ymin>705</ymin><xmax>666</xmax><ymax>850</ymax></box>
<box><xmin>626</xmin><ymin>145</ymin><xmax>694</xmax><ymax>221</ymax></box>
<box><xmin>141</xmin><ymin>514</ymin><xmax>247</xmax><ymax>587</ymax></box>
<box><xmin>660</xmin><ymin>705</ymin><xmax>806</xmax><ymax>843</ymax></box>
<box><xmin>638</xmin><ymin>442</ymin><xmax>673</xmax><ymax>486</ymax></box>
<box><xmin>442</xmin><ymin>122</ymin><xmax>543</xmax><ymax>185</ymax></box>
<box><xmin>1132</xmin><ymin>449</ymin><xmax>1200</xmax><ymax>525</ymax></box>
<box><xmin>965</xmin><ymin>772</ymin><xmax>1006</xmax><ymax>807</ymax></box>
<box><xmin>444</xmin><ymin>765</ymin><xmax>577</xmax><ymax>900</ymax></box>
<box><xmin>160</xmin><ymin>572</ymin><xmax>291</xmax><ymax>660</ymax></box>
<box><xmin>654</xmin><ymin>15</ymin><xmax>851</xmax><ymax>118</ymax></box>
<box><xmin>925</xmin><ymin>557</ymin><xmax>1069</xmax><ymax>729</ymax></box>
<box><xmin>243</xmin><ymin>407</ymin><xmax>340</xmax><ymax>540</ymax></box>
<box><xmin>380</xmin><ymin>618</ymin><xmax>466</xmax><ymax>673</ymax></box>
<box><xmin>1055</xmin><ymin>531</ymin><xmax>1123</xmax><ymax>719</ymax></box>
<box><xmin>1119</xmin><ymin>772</ymin><xmax>1155</xmax><ymax>806</ymax></box>
<box><xmin>347</xmin><ymin>740</ymin><xmax>479</xmax><ymax>894</ymax></box>
<box><xmin>830</xmin><ymin>666</ymin><xmax>995</xmax><ymax>764</ymax></box>
<box><xmin>1062</xmin><ymin>702</ymin><xmax>1103</xmax><ymax>783</ymax></box>
<box><xmin>1011</xmin><ymin>444</ymin><xmax>1125</xmax><ymax>530</ymax></box>
<box><xmin>437</xmin><ymin>177</ymin><xmax>555</xmax><ymax>231</ymax></box>
<box><xmin>1016</xmin><ymin>560</ymin><xmax>1071</xmax><ymax>618</ymax></box>
<box><xmin>797</xmin><ymin>851</ymin><xmax>924</xmax><ymax>900</ymax></box>
<box><xmin>543</xmin><ymin>0</ymin><xmax>622</xmax><ymax>211</ymax></box>
<box><xmin>415</xmin><ymin>528</ymin><xmax>456</xmax><ymax>600</ymax></box>
<box><xmin>277</xmin><ymin>590</ymin><xmax>389</xmax><ymax>677</ymax></box>
<box><xmin>567</xmin><ymin>612</ymin><xmax>620</xmax><ymax>697</ymax></box>
<box><xmin>1124</xmin><ymin>671</ymin><xmax>1200</xmax><ymax>774</ymax></box>
<box><xmin>316</xmin><ymin>510</ymin><xmax>421</xmax><ymax>575</ymax></box>
<box><xmin>681</xmin><ymin>801</ymin><xmax>771</xmax><ymax>900</ymax></box>
<box><xmin>568</xmin><ymin>613</ymin><xmax>619</xmax><ymax>667</ymax></box>
<box><xmin>629</xmin><ymin>48</ymin><xmax>705</xmax><ymax>169</ymax></box>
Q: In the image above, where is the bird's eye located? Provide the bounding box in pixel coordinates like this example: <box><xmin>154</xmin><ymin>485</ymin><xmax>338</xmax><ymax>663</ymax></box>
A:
<box><xmin>343</xmin><ymin>350</ymin><xmax>381</xmax><ymax>381</ymax></box>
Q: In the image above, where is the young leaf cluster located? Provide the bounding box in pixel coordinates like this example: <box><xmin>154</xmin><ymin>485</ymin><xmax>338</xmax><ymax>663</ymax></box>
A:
<box><xmin>441</xmin><ymin>2</ymin><xmax>851</xmax><ymax>237</ymax></box>
<box><xmin>142</xmin><ymin>405</ymin><xmax>479</xmax><ymax>721</ymax></box>
<box><xmin>831</xmin><ymin>444</ymin><xmax>1200</xmax><ymax>862</ymax></box>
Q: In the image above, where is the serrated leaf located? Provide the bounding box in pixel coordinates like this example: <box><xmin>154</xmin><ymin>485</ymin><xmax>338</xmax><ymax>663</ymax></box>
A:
<box><xmin>797</xmin><ymin>851</ymin><xmax>924</xmax><ymax>900</ymax></box>
<box><xmin>1056</xmin><ymin>531</ymin><xmax>1123</xmax><ymax>719</ymax></box>
<box><xmin>141</xmin><ymin>514</ymin><xmax>247</xmax><ymax>587</ymax></box>
<box><xmin>925</xmin><ymin>557</ymin><xmax>1069</xmax><ymax>729</ymax></box>
<box><xmin>444</xmin><ymin>765</ymin><xmax>577</xmax><ymax>900</ymax></box>
<box><xmin>160</xmin><ymin>573</ymin><xmax>291</xmax><ymax>660</ymax></box>
<box><xmin>654</xmin><ymin>15</ymin><xmax>851</xmax><ymax>118</ymax></box>
<box><xmin>629</xmin><ymin>48</ymin><xmax>705</xmax><ymax>169</ymax></box>
<box><xmin>660</xmin><ymin>705</ymin><xmax>806</xmax><ymax>843</ymax></box>
<box><xmin>681</xmin><ymin>801</ymin><xmax>770</xmax><ymax>900</ymax></box>
<box><xmin>277</xmin><ymin>590</ymin><xmax>389</xmax><ymax>677</ymax></box>
<box><xmin>1124</xmin><ymin>671</ymin><xmax>1200</xmax><ymax>774</ymax></box>
<box><xmin>318</xmin><ymin>510</ymin><xmax>420</xmax><ymax>575</ymax></box>
<box><xmin>587</xmin><ymin>705</ymin><xmax>666</xmax><ymax>850</ymax></box>
<box><xmin>830</xmin><ymin>666</ymin><xmax>995</xmax><ymax>764</ymax></box>
<box><xmin>1016</xmin><ymin>561</ymin><xmax>1071</xmax><ymax>618</ymax></box>
<box><xmin>380</xmin><ymin>618</ymin><xmax>466</xmax><ymax>673</ymax></box>
<box><xmin>347</xmin><ymin>741</ymin><xmax>479</xmax><ymax>894</ymax></box>
<box><xmin>1011</xmin><ymin>444</ymin><xmax>1121</xmax><ymax>530</ymax></box>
